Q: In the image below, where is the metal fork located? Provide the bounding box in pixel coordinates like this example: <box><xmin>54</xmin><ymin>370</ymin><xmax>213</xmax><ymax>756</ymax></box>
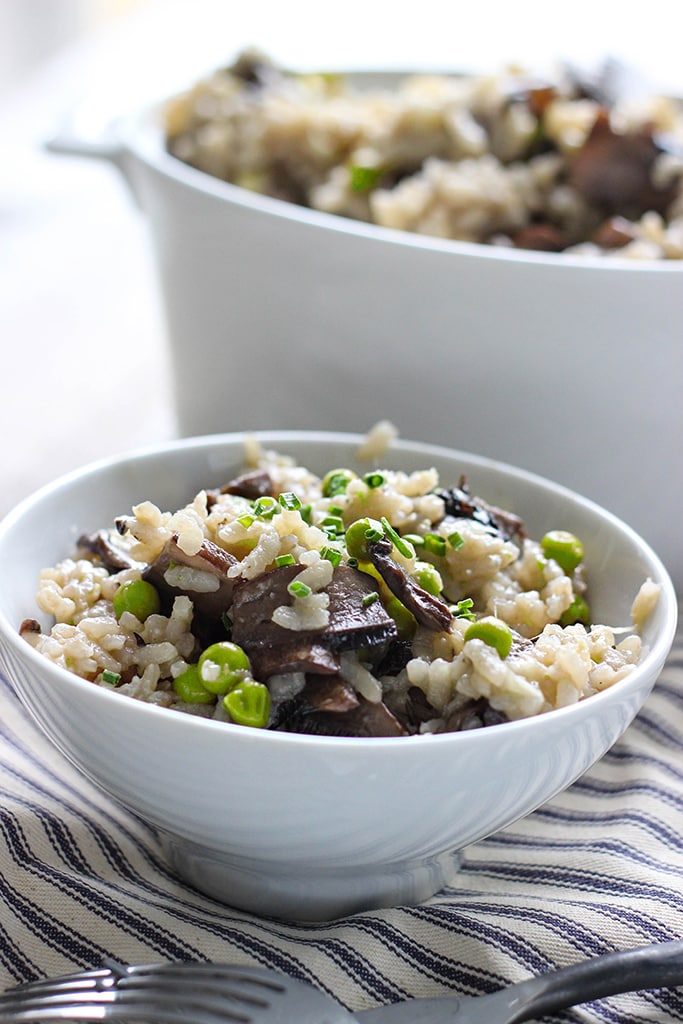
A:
<box><xmin>2</xmin><ymin>940</ymin><xmax>683</xmax><ymax>1023</ymax></box>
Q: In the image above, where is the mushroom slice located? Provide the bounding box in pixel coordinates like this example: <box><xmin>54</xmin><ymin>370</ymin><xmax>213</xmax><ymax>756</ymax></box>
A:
<box><xmin>441</xmin><ymin>697</ymin><xmax>509</xmax><ymax>733</ymax></box>
<box><xmin>303</xmin><ymin>674</ymin><xmax>360</xmax><ymax>713</ymax></box>
<box><xmin>207</xmin><ymin>469</ymin><xmax>274</xmax><ymax>507</ymax></box>
<box><xmin>249</xmin><ymin>643</ymin><xmax>340</xmax><ymax>681</ymax></box>
<box><xmin>435</xmin><ymin>477</ymin><xmax>525</xmax><ymax>541</ymax></box>
<box><xmin>19</xmin><ymin>618</ymin><xmax>42</xmax><ymax>639</ymax></box>
<box><xmin>77</xmin><ymin>530</ymin><xmax>141</xmax><ymax>572</ymax></box>
<box><xmin>276</xmin><ymin>692</ymin><xmax>407</xmax><ymax>737</ymax></box>
<box><xmin>569</xmin><ymin>110</ymin><xmax>679</xmax><ymax>217</ymax></box>
<box><xmin>231</xmin><ymin>564</ymin><xmax>398</xmax><ymax>671</ymax></box>
<box><xmin>143</xmin><ymin>533</ymin><xmax>237</xmax><ymax>619</ymax></box>
<box><xmin>511</xmin><ymin>222</ymin><xmax>568</xmax><ymax>252</ymax></box>
<box><xmin>367</xmin><ymin>538</ymin><xmax>452</xmax><ymax>633</ymax></box>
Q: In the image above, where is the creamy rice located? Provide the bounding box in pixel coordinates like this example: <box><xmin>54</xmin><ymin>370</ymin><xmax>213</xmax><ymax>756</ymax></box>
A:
<box><xmin>165</xmin><ymin>52</ymin><xmax>683</xmax><ymax>260</ymax></box>
<box><xmin>21</xmin><ymin>435</ymin><xmax>659</xmax><ymax>736</ymax></box>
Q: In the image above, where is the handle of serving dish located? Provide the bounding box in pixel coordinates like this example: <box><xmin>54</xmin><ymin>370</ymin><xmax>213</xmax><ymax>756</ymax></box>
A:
<box><xmin>44</xmin><ymin>113</ymin><xmax>124</xmax><ymax>165</ymax></box>
<box><xmin>44</xmin><ymin>112</ymin><xmax>141</xmax><ymax>203</ymax></box>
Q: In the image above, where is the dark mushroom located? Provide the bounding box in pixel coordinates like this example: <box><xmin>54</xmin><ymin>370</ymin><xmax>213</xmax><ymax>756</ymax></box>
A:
<box><xmin>366</xmin><ymin>537</ymin><xmax>452</xmax><ymax>632</ymax></box>
<box><xmin>77</xmin><ymin>530</ymin><xmax>140</xmax><ymax>572</ymax></box>
<box><xmin>143</xmin><ymin>533</ymin><xmax>237</xmax><ymax>621</ymax></box>
<box><xmin>440</xmin><ymin>697</ymin><xmax>508</xmax><ymax>732</ymax></box>
<box><xmin>206</xmin><ymin>469</ymin><xmax>274</xmax><ymax>508</ymax></box>
<box><xmin>249</xmin><ymin>642</ymin><xmax>340</xmax><ymax>681</ymax></box>
<box><xmin>275</xmin><ymin>690</ymin><xmax>407</xmax><ymax>737</ymax></box>
<box><xmin>303</xmin><ymin>674</ymin><xmax>360</xmax><ymax>713</ymax></box>
<box><xmin>375</xmin><ymin>639</ymin><xmax>414</xmax><ymax>677</ymax></box>
<box><xmin>227</xmin><ymin>50</ymin><xmax>284</xmax><ymax>91</ymax></box>
<box><xmin>19</xmin><ymin>618</ymin><xmax>42</xmax><ymax>638</ymax></box>
<box><xmin>569</xmin><ymin>110</ymin><xmax>679</xmax><ymax>217</ymax></box>
<box><xmin>231</xmin><ymin>563</ymin><xmax>398</xmax><ymax>675</ymax></box>
<box><xmin>402</xmin><ymin>685</ymin><xmax>440</xmax><ymax>732</ymax></box>
<box><xmin>592</xmin><ymin>216</ymin><xmax>637</xmax><ymax>250</ymax></box>
<box><xmin>435</xmin><ymin>477</ymin><xmax>525</xmax><ymax>541</ymax></box>
<box><xmin>511</xmin><ymin>222</ymin><xmax>568</xmax><ymax>252</ymax></box>
<box><xmin>499</xmin><ymin>78</ymin><xmax>558</xmax><ymax>118</ymax></box>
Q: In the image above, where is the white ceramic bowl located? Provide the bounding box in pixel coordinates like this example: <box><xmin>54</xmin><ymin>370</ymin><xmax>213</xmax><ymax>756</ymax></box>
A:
<box><xmin>47</xmin><ymin>72</ymin><xmax>683</xmax><ymax>585</ymax></box>
<box><xmin>0</xmin><ymin>433</ymin><xmax>676</xmax><ymax>921</ymax></box>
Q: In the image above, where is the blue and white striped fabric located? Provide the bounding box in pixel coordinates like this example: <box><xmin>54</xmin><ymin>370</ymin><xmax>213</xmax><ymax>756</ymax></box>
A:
<box><xmin>1</xmin><ymin>604</ymin><xmax>682</xmax><ymax>1022</ymax></box>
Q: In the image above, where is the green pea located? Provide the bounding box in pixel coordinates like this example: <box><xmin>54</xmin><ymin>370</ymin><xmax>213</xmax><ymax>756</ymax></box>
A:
<box><xmin>560</xmin><ymin>594</ymin><xmax>591</xmax><ymax>627</ymax></box>
<box><xmin>224</xmin><ymin>680</ymin><xmax>271</xmax><ymax>728</ymax></box>
<box><xmin>112</xmin><ymin>579</ymin><xmax>161</xmax><ymax>622</ymax></box>
<box><xmin>413</xmin><ymin>560</ymin><xmax>443</xmax><ymax>596</ymax></box>
<box><xmin>344</xmin><ymin>517</ymin><xmax>384</xmax><ymax>560</ymax></box>
<box><xmin>198</xmin><ymin>641</ymin><xmax>252</xmax><ymax>695</ymax></box>
<box><xmin>173</xmin><ymin>665</ymin><xmax>214</xmax><ymax>704</ymax></box>
<box><xmin>321</xmin><ymin>468</ymin><xmax>356</xmax><ymax>498</ymax></box>
<box><xmin>541</xmin><ymin>530</ymin><xmax>584</xmax><ymax>573</ymax></box>
<box><xmin>464</xmin><ymin>617</ymin><xmax>513</xmax><ymax>659</ymax></box>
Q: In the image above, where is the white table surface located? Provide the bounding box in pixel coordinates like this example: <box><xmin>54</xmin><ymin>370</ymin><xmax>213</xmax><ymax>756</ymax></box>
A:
<box><xmin>3</xmin><ymin>0</ymin><xmax>683</xmax><ymax>519</ymax></box>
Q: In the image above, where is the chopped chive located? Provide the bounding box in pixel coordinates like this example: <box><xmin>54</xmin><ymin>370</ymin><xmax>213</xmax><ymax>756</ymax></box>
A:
<box><xmin>380</xmin><ymin>517</ymin><xmax>415</xmax><ymax>559</ymax></box>
<box><xmin>321</xmin><ymin>514</ymin><xmax>344</xmax><ymax>533</ymax></box>
<box><xmin>300</xmin><ymin>504</ymin><xmax>312</xmax><ymax>524</ymax></box>
<box><xmin>221</xmin><ymin>611</ymin><xmax>233</xmax><ymax>633</ymax></box>
<box><xmin>102</xmin><ymin>669</ymin><xmax>121</xmax><ymax>686</ymax></box>
<box><xmin>424</xmin><ymin>533</ymin><xmax>447</xmax><ymax>557</ymax></box>
<box><xmin>365</xmin><ymin>526</ymin><xmax>384</xmax><ymax>543</ymax></box>
<box><xmin>275</xmin><ymin>553</ymin><xmax>296</xmax><ymax>567</ymax></box>
<box><xmin>253</xmin><ymin>496</ymin><xmax>279</xmax><ymax>520</ymax></box>
<box><xmin>278</xmin><ymin>491</ymin><xmax>302</xmax><ymax>510</ymax></box>
<box><xmin>362</xmin><ymin>591</ymin><xmax>380</xmax><ymax>608</ymax></box>
<box><xmin>403</xmin><ymin>533</ymin><xmax>424</xmax><ymax>546</ymax></box>
<box><xmin>350</xmin><ymin>165</ymin><xmax>381</xmax><ymax>193</ymax></box>
<box><xmin>451</xmin><ymin>598</ymin><xmax>476</xmax><ymax>621</ymax></box>
<box><xmin>448</xmin><ymin>531</ymin><xmax>464</xmax><ymax>550</ymax></box>
<box><xmin>321</xmin><ymin>545</ymin><xmax>343</xmax><ymax>567</ymax></box>
<box><xmin>321</xmin><ymin>469</ymin><xmax>354</xmax><ymax>497</ymax></box>
<box><xmin>288</xmin><ymin>580</ymin><xmax>312</xmax><ymax>599</ymax></box>
<box><xmin>237</xmin><ymin>513</ymin><xmax>255</xmax><ymax>529</ymax></box>
<box><xmin>327</xmin><ymin>503</ymin><xmax>344</xmax><ymax>516</ymax></box>
<box><xmin>347</xmin><ymin>556</ymin><xmax>359</xmax><ymax>568</ymax></box>
<box><xmin>363</xmin><ymin>471</ymin><xmax>385</xmax><ymax>489</ymax></box>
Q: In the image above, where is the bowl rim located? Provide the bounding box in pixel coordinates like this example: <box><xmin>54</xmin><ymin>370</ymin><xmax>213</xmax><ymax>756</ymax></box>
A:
<box><xmin>0</xmin><ymin>429</ymin><xmax>678</xmax><ymax>751</ymax></box>
<box><xmin>113</xmin><ymin>74</ymin><xmax>683</xmax><ymax>275</ymax></box>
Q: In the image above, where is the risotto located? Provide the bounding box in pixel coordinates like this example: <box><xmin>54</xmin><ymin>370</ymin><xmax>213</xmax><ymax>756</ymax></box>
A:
<box><xmin>21</xmin><ymin>431</ymin><xmax>660</xmax><ymax>737</ymax></box>
<box><xmin>164</xmin><ymin>51</ymin><xmax>683</xmax><ymax>260</ymax></box>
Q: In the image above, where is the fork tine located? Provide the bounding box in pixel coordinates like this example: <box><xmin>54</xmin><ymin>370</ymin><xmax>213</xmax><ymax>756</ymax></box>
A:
<box><xmin>0</xmin><ymin>979</ymin><xmax>262</xmax><ymax>1023</ymax></box>
<box><xmin>0</xmin><ymin>989</ymin><xmax>252</xmax><ymax>1023</ymax></box>
<box><xmin>0</xmin><ymin>962</ymin><xmax>302</xmax><ymax>1024</ymax></box>
<box><xmin>0</xmin><ymin>1003</ymin><xmax>195</xmax><ymax>1022</ymax></box>
<box><xmin>0</xmin><ymin>969</ymin><xmax>114</xmax><ymax>1001</ymax></box>
<box><xmin>120</xmin><ymin>964</ymin><xmax>284</xmax><ymax>1004</ymax></box>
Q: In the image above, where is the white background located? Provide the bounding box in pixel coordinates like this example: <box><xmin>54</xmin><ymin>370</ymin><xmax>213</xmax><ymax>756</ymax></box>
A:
<box><xmin>2</xmin><ymin>0</ymin><xmax>683</xmax><ymax>516</ymax></box>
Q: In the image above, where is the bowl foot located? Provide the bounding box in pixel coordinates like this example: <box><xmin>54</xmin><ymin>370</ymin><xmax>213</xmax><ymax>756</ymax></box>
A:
<box><xmin>162</xmin><ymin>834</ymin><xmax>464</xmax><ymax>921</ymax></box>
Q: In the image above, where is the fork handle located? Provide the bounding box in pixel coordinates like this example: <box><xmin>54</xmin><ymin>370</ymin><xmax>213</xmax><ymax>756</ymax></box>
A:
<box><xmin>354</xmin><ymin>938</ymin><xmax>683</xmax><ymax>1022</ymax></box>
<box><xmin>499</xmin><ymin>937</ymin><xmax>683</xmax><ymax>1022</ymax></box>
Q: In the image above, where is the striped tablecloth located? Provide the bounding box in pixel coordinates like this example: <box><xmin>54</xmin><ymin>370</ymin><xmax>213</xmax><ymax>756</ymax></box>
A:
<box><xmin>1</xmin><ymin>604</ymin><xmax>682</xmax><ymax>1022</ymax></box>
